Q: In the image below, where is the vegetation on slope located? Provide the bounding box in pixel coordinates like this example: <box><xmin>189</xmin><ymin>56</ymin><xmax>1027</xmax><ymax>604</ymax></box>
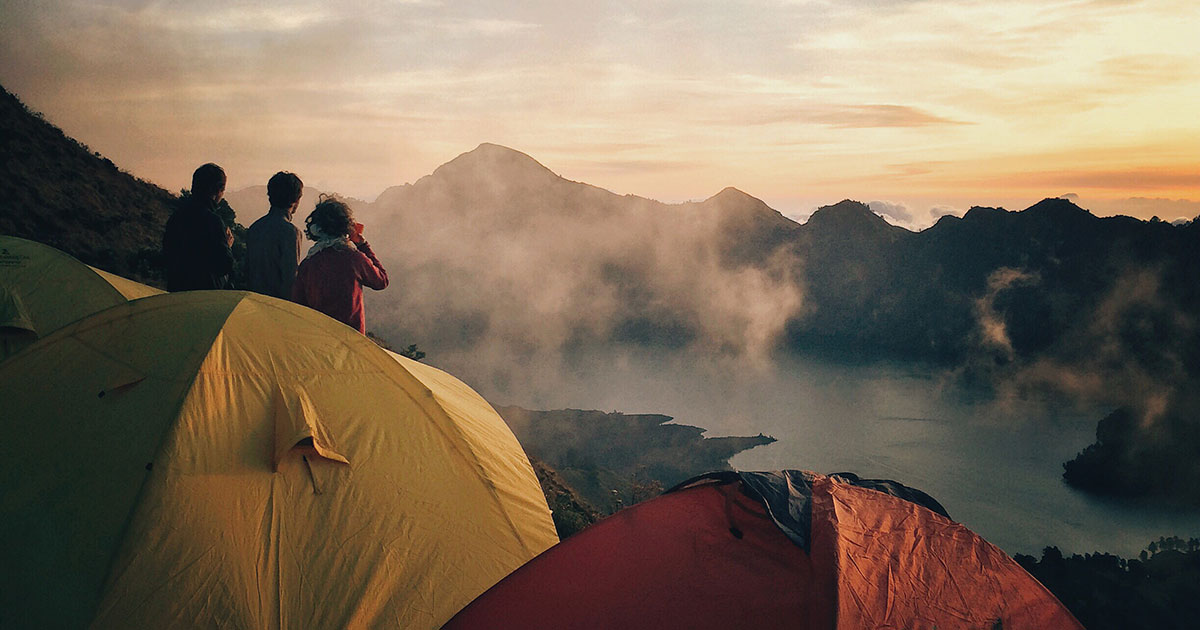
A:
<box><xmin>0</xmin><ymin>85</ymin><xmax>175</xmax><ymax>285</ymax></box>
<box><xmin>497</xmin><ymin>406</ymin><xmax>775</xmax><ymax>512</ymax></box>
<box><xmin>527</xmin><ymin>456</ymin><xmax>601</xmax><ymax>539</ymax></box>
<box><xmin>1063</xmin><ymin>404</ymin><xmax>1200</xmax><ymax>506</ymax></box>
<box><xmin>1016</xmin><ymin>537</ymin><xmax>1200</xmax><ymax>630</ymax></box>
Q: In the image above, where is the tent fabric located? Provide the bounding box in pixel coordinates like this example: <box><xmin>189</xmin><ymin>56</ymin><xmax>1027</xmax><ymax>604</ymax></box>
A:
<box><xmin>445</xmin><ymin>471</ymin><xmax>1083</xmax><ymax>630</ymax></box>
<box><xmin>448</xmin><ymin>476</ymin><xmax>832</xmax><ymax>630</ymax></box>
<box><xmin>0</xmin><ymin>235</ymin><xmax>163</xmax><ymax>361</ymax></box>
<box><xmin>670</xmin><ymin>470</ymin><xmax>948</xmax><ymax>551</ymax></box>
<box><xmin>0</xmin><ymin>291</ymin><xmax>557</xmax><ymax>630</ymax></box>
<box><xmin>826</xmin><ymin>470</ymin><xmax>950</xmax><ymax>517</ymax></box>
<box><xmin>812</xmin><ymin>475</ymin><xmax>1076</xmax><ymax>628</ymax></box>
<box><xmin>90</xmin><ymin>265</ymin><xmax>165</xmax><ymax>300</ymax></box>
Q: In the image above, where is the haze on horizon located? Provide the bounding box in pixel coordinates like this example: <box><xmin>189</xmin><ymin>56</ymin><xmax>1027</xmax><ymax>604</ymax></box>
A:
<box><xmin>2</xmin><ymin>0</ymin><xmax>1198</xmax><ymax>229</ymax></box>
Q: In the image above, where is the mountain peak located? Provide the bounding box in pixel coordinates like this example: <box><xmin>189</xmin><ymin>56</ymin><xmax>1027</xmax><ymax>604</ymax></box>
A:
<box><xmin>804</xmin><ymin>199</ymin><xmax>902</xmax><ymax>240</ymax></box>
<box><xmin>448</xmin><ymin>143</ymin><xmax>555</xmax><ymax>173</ymax></box>
<box><xmin>471</xmin><ymin>142</ymin><xmax>535</xmax><ymax>158</ymax></box>
<box><xmin>708</xmin><ymin>187</ymin><xmax>759</xmax><ymax>203</ymax></box>
<box><xmin>1026</xmin><ymin>197</ymin><xmax>1090</xmax><ymax>217</ymax></box>
<box><xmin>701</xmin><ymin>187</ymin><xmax>775</xmax><ymax>214</ymax></box>
<box><xmin>807</xmin><ymin>199</ymin><xmax>880</xmax><ymax>224</ymax></box>
<box><xmin>696</xmin><ymin>186</ymin><xmax>798</xmax><ymax>234</ymax></box>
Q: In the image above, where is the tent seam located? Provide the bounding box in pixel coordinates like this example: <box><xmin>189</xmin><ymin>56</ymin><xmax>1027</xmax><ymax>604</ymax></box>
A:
<box><xmin>85</xmin><ymin>294</ymin><xmax>245</xmax><ymax>623</ymax></box>
<box><xmin>234</xmin><ymin>294</ymin><xmax>542</xmax><ymax>552</ymax></box>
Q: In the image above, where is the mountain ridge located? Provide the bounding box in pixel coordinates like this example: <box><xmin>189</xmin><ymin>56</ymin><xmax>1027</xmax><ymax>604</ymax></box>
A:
<box><xmin>0</xmin><ymin>84</ymin><xmax>175</xmax><ymax>284</ymax></box>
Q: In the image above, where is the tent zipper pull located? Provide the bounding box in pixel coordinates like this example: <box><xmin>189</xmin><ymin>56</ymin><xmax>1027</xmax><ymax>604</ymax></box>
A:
<box><xmin>303</xmin><ymin>455</ymin><xmax>323</xmax><ymax>495</ymax></box>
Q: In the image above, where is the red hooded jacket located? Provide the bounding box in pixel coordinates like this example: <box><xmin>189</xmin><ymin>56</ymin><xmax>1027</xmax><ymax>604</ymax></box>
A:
<box><xmin>292</xmin><ymin>241</ymin><xmax>388</xmax><ymax>333</ymax></box>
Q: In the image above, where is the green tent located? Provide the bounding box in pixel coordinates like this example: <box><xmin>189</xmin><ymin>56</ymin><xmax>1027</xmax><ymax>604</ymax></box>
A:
<box><xmin>0</xmin><ymin>235</ymin><xmax>161</xmax><ymax>361</ymax></box>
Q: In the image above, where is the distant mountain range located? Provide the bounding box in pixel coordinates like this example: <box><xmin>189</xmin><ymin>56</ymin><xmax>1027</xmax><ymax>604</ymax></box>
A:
<box><xmin>3</xmin><ymin>82</ymin><xmax>1197</xmax><ymax>505</ymax></box>
<box><xmin>352</xmin><ymin>141</ymin><xmax>1200</xmax><ymax>376</ymax></box>
<box><xmin>222</xmin><ymin>186</ymin><xmax>369</xmax><ymax>224</ymax></box>
<box><xmin>349</xmin><ymin>142</ymin><xmax>1200</xmax><ymax>505</ymax></box>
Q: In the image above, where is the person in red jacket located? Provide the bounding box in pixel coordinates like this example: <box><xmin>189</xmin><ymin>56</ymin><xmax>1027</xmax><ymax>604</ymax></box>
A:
<box><xmin>292</xmin><ymin>196</ymin><xmax>388</xmax><ymax>333</ymax></box>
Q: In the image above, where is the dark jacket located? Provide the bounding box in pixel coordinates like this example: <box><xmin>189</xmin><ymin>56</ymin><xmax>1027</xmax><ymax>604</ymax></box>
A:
<box><xmin>162</xmin><ymin>197</ymin><xmax>235</xmax><ymax>291</ymax></box>
<box><xmin>245</xmin><ymin>208</ymin><xmax>303</xmax><ymax>299</ymax></box>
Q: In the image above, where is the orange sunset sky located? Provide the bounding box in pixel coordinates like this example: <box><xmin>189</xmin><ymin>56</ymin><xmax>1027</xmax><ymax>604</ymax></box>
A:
<box><xmin>1</xmin><ymin>0</ymin><xmax>1197</xmax><ymax>228</ymax></box>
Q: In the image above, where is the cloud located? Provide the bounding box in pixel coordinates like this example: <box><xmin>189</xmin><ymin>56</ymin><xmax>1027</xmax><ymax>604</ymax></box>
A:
<box><xmin>815</xmin><ymin>104</ymin><xmax>967</xmax><ymax>128</ymax></box>
<box><xmin>1098</xmin><ymin>54</ymin><xmax>1199</xmax><ymax>88</ymax></box>
<box><xmin>741</xmin><ymin>103</ymin><xmax>965</xmax><ymax>128</ymax></box>
<box><xmin>136</xmin><ymin>4</ymin><xmax>336</xmax><ymax>33</ymax></box>
<box><xmin>1006</xmin><ymin>268</ymin><xmax>1194</xmax><ymax>421</ymax></box>
<box><xmin>1103</xmin><ymin>197</ymin><xmax>1200</xmax><ymax>220</ymax></box>
<box><xmin>1028</xmin><ymin>169</ymin><xmax>1200</xmax><ymax>191</ymax></box>
<box><xmin>928</xmin><ymin>205</ymin><xmax>962</xmax><ymax>220</ymax></box>
<box><xmin>3</xmin><ymin>0</ymin><xmax>1199</xmax><ymax>207</ymax></box>
<box><xmin>868</xmin><ymin>200</ymin><xmax>914</xmax><ymax>223</ymax></box>
<box><xmin>973</xmin><ymin>268</ymin><xmax>1039</xmax><ymax>361</ymax></box>
<box><xmin>360</xmin><ymin>148</ymin><xmax>807</xmax><ymax>401</ymax></box>
<box><xmin>558</xmin><ymin>158</ymin><xmax>702</xmax><ymax>174</ymax></box>
<box><xmin>414</xmin><ymin>18</ymin><xmax>540</xmax><ymax>36</ymax></box>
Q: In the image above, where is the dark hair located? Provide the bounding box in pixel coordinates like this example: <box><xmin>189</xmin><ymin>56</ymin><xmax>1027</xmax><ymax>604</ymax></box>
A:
<box><xmin>191</xmin><ymin>163</ymin><xmax>226</xmax><ymax>201</ymax></box>
<box><xmin>267</xmin><ymin>171</ymin><xmax>304</xmax><ymax>208</ymax></box>
<box><xmin>304</xmin><ymin>195</ymin><xmax>354</xmax><ymax>241</ymax></box>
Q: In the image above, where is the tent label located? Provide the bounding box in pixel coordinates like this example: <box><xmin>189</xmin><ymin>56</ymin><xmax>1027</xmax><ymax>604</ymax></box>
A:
<box><xmin>0</xmin><ymin>249</ymin><xmax>31</xmax><ymax>268</ymax></box>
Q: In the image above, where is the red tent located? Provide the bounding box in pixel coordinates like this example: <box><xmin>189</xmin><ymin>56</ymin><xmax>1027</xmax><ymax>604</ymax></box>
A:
<box><xmin>445</xmin><ymin>470</ymin><xmax>1082</xmax><ymax>630</ymax></box>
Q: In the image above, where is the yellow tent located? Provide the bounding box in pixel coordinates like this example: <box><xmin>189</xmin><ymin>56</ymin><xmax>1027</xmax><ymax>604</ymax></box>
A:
<box><xmin>0</xmin><ymin>291</ymin><xmax>557</xmax><ymax>629</ymax></box>
<box><xmin>0</xmin><ymin>235</ymin><xmax>162</xmax><ymax>361</ymax></box>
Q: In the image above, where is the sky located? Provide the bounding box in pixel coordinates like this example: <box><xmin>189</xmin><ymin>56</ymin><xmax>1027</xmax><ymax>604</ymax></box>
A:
<box><xmin>1</xmin><ymin>0</ymin><xmax>1198</xmax><ymax>228</ymax></box>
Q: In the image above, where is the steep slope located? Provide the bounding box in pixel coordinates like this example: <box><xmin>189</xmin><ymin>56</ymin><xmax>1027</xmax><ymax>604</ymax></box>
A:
<box><xmin>0</xmin><ymin>85</ymin><xmax>175</xmax><ymax>284</ymax></box>
<box><xmin>787</xmin><ymin>199</ymin><xmax>914</xmax><ymax>360</ymax></box>
<box><xmin>685</xmin><ymin>187</ymin><xmax>800</xmax><ymax>266</ymax></box>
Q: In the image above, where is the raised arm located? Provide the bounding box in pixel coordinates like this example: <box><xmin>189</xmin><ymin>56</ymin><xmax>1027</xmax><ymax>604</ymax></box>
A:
<box><xmin>354</xmin><ymin>241</ymin><xmax>389</xmax><ymax>290</ymax></box>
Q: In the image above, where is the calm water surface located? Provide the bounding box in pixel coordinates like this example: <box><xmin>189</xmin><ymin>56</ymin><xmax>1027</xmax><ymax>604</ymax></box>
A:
<box><xmin>501</xmin><ymin>355</ymin><xmax>1200</xmax><ymax>557</ymax></box>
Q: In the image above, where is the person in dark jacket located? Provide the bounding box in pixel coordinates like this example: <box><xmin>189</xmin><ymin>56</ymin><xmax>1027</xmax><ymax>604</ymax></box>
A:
<box><xmin>245</xmin><ymin>171</ymin><xmax>304</xmax><ymax>299</ymax></box>
<box><xmin>292</xmin><ymin>196</ymin><xmax>388</xmax><ymax>333</ymax></box>
<box><xmin>162</xmin><ymin>163</ymin><xmax>234</xmax><ymax>291</ymax></box>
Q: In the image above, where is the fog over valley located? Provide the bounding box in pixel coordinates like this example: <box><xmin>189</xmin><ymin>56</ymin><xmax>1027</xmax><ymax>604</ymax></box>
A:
<box><xmin>254</xmin><ymin>142</ymin><xmax>1200</xmax><ymax>554</ymax></box>
<box><xmin>330</xmin><ymin>144</ymin><xmax>1200</xmax><ymax>416</ymax></box>
<box><xmin>5</xmin><ymin>0</ymin><xmax>1200</xmax><ymax>619</ymax></box>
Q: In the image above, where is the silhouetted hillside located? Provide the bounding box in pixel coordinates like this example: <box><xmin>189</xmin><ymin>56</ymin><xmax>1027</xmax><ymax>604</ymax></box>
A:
<box><xmin>788</xmin><ymin>197</ymin><xmax>1200</xmax><ymax>367</ymax></box>
<box><xmin>786</xmin><ymin>199</ymin><xmax>913</xmax><ymax>359</ymax></box>
<box><xmin>360</xmin><ymin>144</ymin><xmax>1200</xmax><ymax>378</ymax></box>
<box><xmin>346</xmin><ymin>144</ymin><xmax>1200</xmax><ymax>506</ymax></box>
<box><xmin>1064</xmin><ymin>401</ymin><xmax>1200</xmax><ymax>506</ymax></box>
<box><xmin>6</xmin><ymin>84</ymin><xmax>1196</xmax><ymax>508</ymax></box>
<box><xmin>687</xmin><ymin>187</ymin><xmax>800</xmax><ymax>266</ymax></box>
<box><xmin>0</xmin><ymin>85</ymin><xmax>175</xmax><ymax>284</ymax></box>
<box><xmin>1016</xmin><ymin>538</ymin><xmax>1200</xmax><ymax>630</ymax></box>
<box><xmin>527</xmin><ymin>456</ymin><xmax>601</xmax><ymax>538</ymax></box>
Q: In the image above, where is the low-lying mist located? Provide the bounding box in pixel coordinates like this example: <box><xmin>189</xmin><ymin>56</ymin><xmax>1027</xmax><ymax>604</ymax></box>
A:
<box><xmin>347</xmin><ymin>144</ymin><xmax>1200</xmax><ymax>549</ymax></box>
<box><xmin>356</xmin><ymin>146</ymin><xmax>1198</xmax><ymax>430</ymax></box>
<box><xmin>362</xmin><ymin>144</ymin><xmax>807</xmax><ymax>407</ymax></box>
